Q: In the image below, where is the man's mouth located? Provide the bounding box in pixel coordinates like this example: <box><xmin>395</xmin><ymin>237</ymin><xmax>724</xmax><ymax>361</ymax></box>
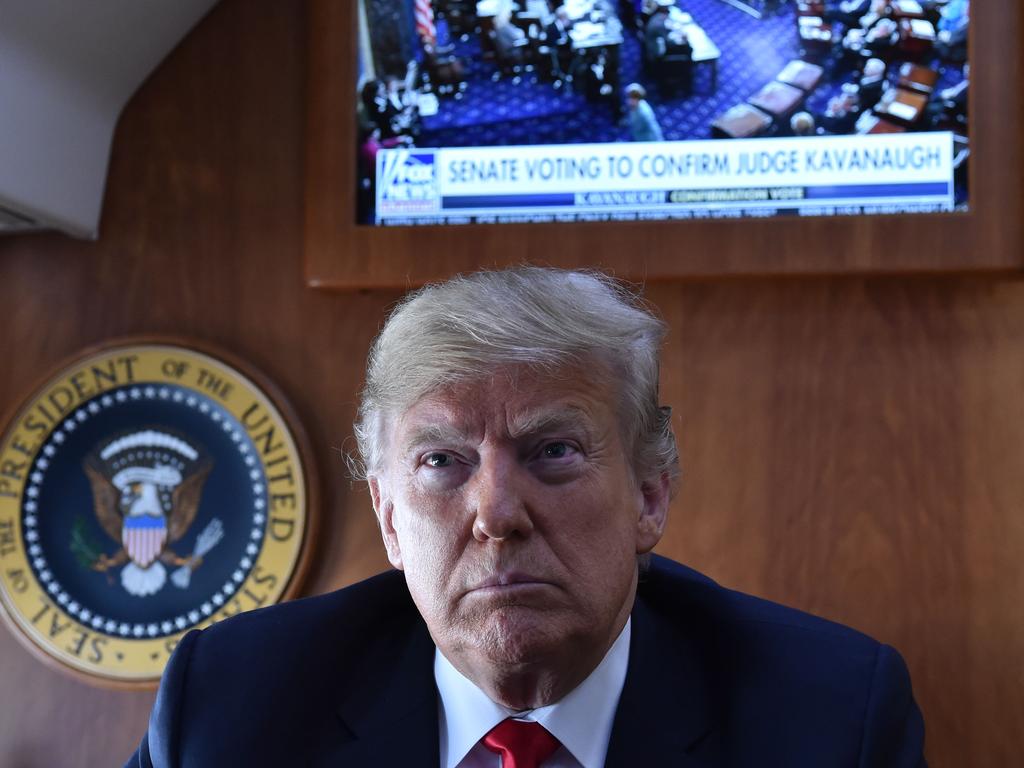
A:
<box><xmin>468</xmin><ymin>572</ymin><xmax>551</xmax><ymax>594</ymax></box>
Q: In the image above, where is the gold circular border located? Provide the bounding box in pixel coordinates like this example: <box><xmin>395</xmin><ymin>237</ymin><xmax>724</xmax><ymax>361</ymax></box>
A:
<box><xmin>0</xmin><ymin>339</ymin><xmax>319</xmax><ymax>688</ymax></box>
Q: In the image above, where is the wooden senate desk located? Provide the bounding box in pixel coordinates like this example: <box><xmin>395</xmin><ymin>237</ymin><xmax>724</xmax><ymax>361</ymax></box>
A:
<box><xmin>892</xmin><ymin>0</ymin><xmax>927</xmax><ymax>19</ymax></box>
<box><xmin>476</xmin><ymin>0</ymin><xmax>551</xmax><ymax>17</ymax></box>
<box><xmin>897</xmin><ymin>62</ymin><xmax>940</xmax><ymax>95</ymax></box>
<box><xmin>568</xmin><ymin>19</ymin><xmax>624</xmax><ymax>49</ymax></box>
<box><xmin>748</xmin><ymin>80</ymin><xmax>805</xmax><ymax>122</ymax></box>
<box><xmin>796</xmin><ymin>1</ymin><xmax>826</xmax><ymax>16</ymax></box>
<box><xmin>667</xmin><ymin>7</ymin><xmax>721</xmax><ymax>91</ymax></box>
<box><xmin>777</xmin><ymin>59</ymin><xmax>824</xmax><ymax>92</ymax></box>
<box><xmin>798</xmin><ymin>15</ymin><xmax>834</xmax><ymax>57</ymax></box>
<box><xmin>899</xmin><ymin>18</ymin><xmax>936</xmax><ymax>55</ymax></box>
<box><xmin>711</xmin><ymin>103</ymin><xmax>772</xmax><ymax>138</ymax></box>
<box><xmin>518</xmin><ymin>0</ymin><xmax>555</xmax><ymax>19</ymax></box>
<box><xmin>855</xmin><ymin>111</ymin><xmax>908</xmax><ymax>134</ymax></box>
<box><xmin>873</xmin><ymin>86</ymin><xmax>929</xmax><ymax>126</ymax></box>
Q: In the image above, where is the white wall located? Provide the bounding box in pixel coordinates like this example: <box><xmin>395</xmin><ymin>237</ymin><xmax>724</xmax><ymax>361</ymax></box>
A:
<box><xmin>0</xmin><ymin>0</ymin><xmax>219</xmax><ymax>237</ymax></box>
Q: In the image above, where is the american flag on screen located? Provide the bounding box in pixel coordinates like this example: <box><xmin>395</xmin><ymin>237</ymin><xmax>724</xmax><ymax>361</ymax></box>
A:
<box><xmin>414</xmin><ymin>0</ymin><xmax>436</xmax><ymax>44</ymax></box>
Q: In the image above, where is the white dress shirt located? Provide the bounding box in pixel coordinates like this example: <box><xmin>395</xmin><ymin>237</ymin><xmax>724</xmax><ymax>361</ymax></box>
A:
<box><xmin>434</xmin><ymin>619</ymin><xmax>631</xmax><ymax>768</ymax></box>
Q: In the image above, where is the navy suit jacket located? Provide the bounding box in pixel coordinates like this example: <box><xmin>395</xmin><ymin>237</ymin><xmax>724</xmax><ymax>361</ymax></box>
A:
<box><xmin>127</xmin><ymin>556</ymin><xmax>925</xmax><ymax>767</ymax></box>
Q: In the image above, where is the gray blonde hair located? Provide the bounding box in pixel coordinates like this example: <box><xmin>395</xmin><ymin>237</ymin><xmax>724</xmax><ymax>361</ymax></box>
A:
<box><xmin>352</xmin><ymin>267</ymin><xmax>679</xmax><ymax>488</ymax></box>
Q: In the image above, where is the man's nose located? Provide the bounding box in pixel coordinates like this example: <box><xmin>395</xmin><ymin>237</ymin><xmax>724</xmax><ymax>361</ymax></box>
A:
<box><xmin>470</xmin><ymin>454</ymin><xmax>533</xmax><ymax>542</ymax></box>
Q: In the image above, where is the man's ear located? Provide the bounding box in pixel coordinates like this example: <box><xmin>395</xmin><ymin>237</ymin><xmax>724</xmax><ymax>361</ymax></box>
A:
<box><xmin>369</xmin><ymin>475</ymin><xmax>404</xmax><ymax>570</ymax></box>
<box><xmin>636</xmin><ymin>471</ymin><xmax>670</xmax><ymax>554</ymax></box>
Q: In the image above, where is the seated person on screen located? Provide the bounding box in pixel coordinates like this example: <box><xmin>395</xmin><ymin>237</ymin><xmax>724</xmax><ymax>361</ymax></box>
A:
<box><xmin>643</xmin><ymin>0</ymin><xmax>673</xmax><ymax>67</ymax></box>
<box><xmin>422</xmin><ymin>40</ymin><xmax>467</xmax><ymax>98</ymax></box>
<box><xmin>841</xmin><ymin>0</ymin><xmax>896</xmax><ymax>54</ymax></box>
<box><xmin>928</xmin><ymin>62</ymin><xmax>968</xmax><ymax>128</ymax></box>
<box><xmin>386</xmin><ymin>75</ymin><xmax>423</xmax><ymax>140</ymax></box>
<box><xmin>494</xmin><ymin>10</ymin><xmax>527</xmax><ymax>54</ymax></box>
<box><xmin>843</xmin><ymin>17</ymin><xmax>898</xmax><ymax>58</ymax></box>
<box><xmin>935</xmin><ymin>0</ymin><xmax>968</xmax><ymax>61</ymax></box>
<box><xmin>360</xmin><ymin>79</ymin><xmax>402</xmax><ymax>140</ymax></box>
<box><xmin>127</xmin><ymin>267</ymin><xmax>927</xmax><ymax>768</ymax></box>
<box><xmin>541</xmin><ymin>6</ymin><xmax>575</xmax><ymax>85</ymax></box>
<box><xmin>790</xmin><ymin>110</ymin><xmax>819</xmax><ymax>136</ymax></box>
<box><xmin>546</xmin><ymin>5</ymin><xmax>574</xmax><ymax>44</ymax></box>
<box><xmin>865</xmin><ymin>17</ymin><xmax>899</xmax><ymax>55</ymax></box>
<box><xmin>857</xmin><ymin>0</ymin><xmax>895</xmax><ymax>27</ymax></box>
<box><xmin>582</xmin><ymin>49</ymin><xmax>622</xmax><ymax>117</ymax></box>
<box><xmin>832</xmin><ymin>0</ymin><xmax>873</xmax><ymax>27</ymax></box>
<box><xmin>857</xmin><ymin>57</ymin><xmax>888</xmax><ymax>110</ymax></box>
<box><xmin>937</xmin><ymin>0</ymin><xmax>969</xmax><ymax>36</ymax></box>
<box><xmin>657</xmin><ymin>24</ymin><xmax>692</xmax><ymax>96</ymax></box>
<box><xmin>493</xmin><ymin>10</ymin><xmax>529</xmax><ymax>79</ymax></box>
<box><xmin>820</xmin><ymin>82</ymin><xmax>862</xmax><ymax>133</ymax></box>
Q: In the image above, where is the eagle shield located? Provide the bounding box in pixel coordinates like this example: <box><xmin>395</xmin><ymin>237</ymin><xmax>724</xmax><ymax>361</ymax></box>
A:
<box><xmin>122</xmin><ymin>515</ymin><xmax>168</xmax><ymax>569</ymax></box>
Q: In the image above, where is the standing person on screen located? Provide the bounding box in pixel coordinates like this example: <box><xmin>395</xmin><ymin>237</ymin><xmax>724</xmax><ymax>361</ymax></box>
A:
<box><xmin>127</xmin><ymin>267</ymin><xmax>927</xmax><ymax>767</ymax></box>
<box><xmin>625</xmin><ymin>82</ymin><xmax>663</xmax><ymax>142</ymax></box>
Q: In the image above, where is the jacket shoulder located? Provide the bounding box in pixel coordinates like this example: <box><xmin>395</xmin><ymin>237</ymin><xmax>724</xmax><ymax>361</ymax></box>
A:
<box><xmin>137</xmin><ymin>569</ymin><xmax>425</xmax><ymax>767</ymax></box>
<box><xmin>189</xmin><ymin>567</ymin><xmax>409</xmax><ymax>650</ymax></box>
<box><xmin>632</xmin><ymin>556</ymin><xmax>925</xmax><ymax>765</ymax></box>
<box><xmin>642</xmin><ymin>554</ymin><xmax>881</xmax><ymax>654</ymax></box>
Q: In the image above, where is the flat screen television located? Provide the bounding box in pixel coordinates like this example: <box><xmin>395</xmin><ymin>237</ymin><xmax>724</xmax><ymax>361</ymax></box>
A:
<box><xmin>304</xmin><ymin>0</ymin><xmax>1012</xmax><ymax>286</ymax></box>
<box><xmin>355</xmin><ymin>0</ymin><xmax>970</xmax><ymax>228</ymax></box>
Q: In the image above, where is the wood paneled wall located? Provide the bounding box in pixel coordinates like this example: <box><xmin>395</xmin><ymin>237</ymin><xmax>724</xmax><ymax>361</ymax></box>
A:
<box><xmin>0</xmin><ymin>2</ymin><xmax>1020</xmax><ymax>765</ymax></box>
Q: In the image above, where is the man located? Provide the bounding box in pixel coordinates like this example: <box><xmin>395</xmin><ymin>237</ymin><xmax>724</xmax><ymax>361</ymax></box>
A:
<box><xmin>928</xmin><ymin>62</ymin><xmax>968</xmax><ymax>128</ymax></box>
<box><xmin>789</xmin><ymin>110</ymin><xmax>819</xmax><ymax>136</ymax></box>
<box><xmin>540</xmin><ymin>6</ymin><xmax>574</xmax><ymax>86</ymax></box>
<box><xmin>833</xmin><ymin>0</ymin><xmax>873</xmax><ymax>27</ymax></box>
<box><xmin>820</xmin><ymin>82</ymin><xmax>862</xmax><ymax>134</ymax></box>
<box><xmin>857</xmin><ymin>57</ymin><xmax>888</xmax><ymax>111</ymax></box>
<box><xmin>493</xmin><ymin>10</ymin><xmax>528</xmax><ymax>80</ymax></box>
<box><xmin>935</xmin><ymin>0</ymin><xmax>968</xmax><ymax>62</ymax></box>
<box><xmin>127</xmin><ymin>267</ymin><xmax>926</xmax><ymax>767</ymax></box>
<box><xmin>625</xmin><ymin>83</ymin><xmax>663</xmax><ymax>141</ymax></box>
<box><xmin>643</xmin><ymin>0</ymin><xmax>672</xmax><ymax>66</ymax></box>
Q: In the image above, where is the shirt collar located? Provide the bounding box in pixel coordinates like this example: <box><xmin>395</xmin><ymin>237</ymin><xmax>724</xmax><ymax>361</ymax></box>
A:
<box><xmin>435</xmin><ymin>619</ymin><xmax>631</xmax><ymax>768</ymax></box>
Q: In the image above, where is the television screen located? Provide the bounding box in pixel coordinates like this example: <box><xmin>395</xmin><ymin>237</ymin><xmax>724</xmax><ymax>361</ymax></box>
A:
<box><xmin>355</xmin><ymin>0</ymin><xmax>969</xmax><ymax>226</ymax></box>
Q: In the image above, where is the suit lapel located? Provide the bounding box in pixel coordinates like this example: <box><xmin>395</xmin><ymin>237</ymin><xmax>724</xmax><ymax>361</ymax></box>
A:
<box><xmin>604</xmin><ymin>595</ymin><xmax>716</xmax><ymax>767</ymax></box>
<box><xmin>328</xmin><ymin>617</ymin><xmax>441</xmax><ymax>768</ymax></box>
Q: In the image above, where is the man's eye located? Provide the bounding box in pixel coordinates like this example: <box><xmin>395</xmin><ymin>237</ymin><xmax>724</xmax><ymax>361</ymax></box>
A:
<box><xmin>424</xmin><ymin>453</ymin><xmax>454</xmax><ymax>468</ymax></box>
<box><xmin>540</xmin><ymin>442</ymin><xmax>572</xmax><ymax>459</ymax></box>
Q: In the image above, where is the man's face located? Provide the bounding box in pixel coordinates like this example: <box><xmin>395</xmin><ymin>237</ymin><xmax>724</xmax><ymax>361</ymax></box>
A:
<box><xmin>370</xmin><ymin>367</ymin><xmax>669</xmax><ymax>673</ymax></box>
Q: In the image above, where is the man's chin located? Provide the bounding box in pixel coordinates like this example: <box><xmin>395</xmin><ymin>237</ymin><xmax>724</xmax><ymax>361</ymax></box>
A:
<box><xmin>461</xmin><ymin>605</ymin><xmax>570</xmax><ymax>666</ymax></box>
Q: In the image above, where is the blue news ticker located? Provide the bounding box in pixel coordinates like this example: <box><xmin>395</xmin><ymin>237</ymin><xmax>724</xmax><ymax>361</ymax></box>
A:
<box><xmin>441</xmin><ymin>182</ymin><xmax>950</xmax><ymax>211</ymax></box>
<box><xmin>804</xmin><ymin>182</ymin><xmax>950</xmax><ymax>199</ymax></box>
<box><xmin>443</xmin><ymin>193</ymin><xmax>575</xmax><ymax>209</ymax></box>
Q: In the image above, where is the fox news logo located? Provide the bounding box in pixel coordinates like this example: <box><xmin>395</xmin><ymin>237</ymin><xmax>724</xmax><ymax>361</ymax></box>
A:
<box><xmin>377</xmin><ymin>149</ymin><xmax>440</xmax><ymax>215</ymax></box>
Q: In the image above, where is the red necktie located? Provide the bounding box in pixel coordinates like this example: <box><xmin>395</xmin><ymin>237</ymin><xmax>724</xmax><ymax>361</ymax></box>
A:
<box><xmin>483</xmin><ymin>719</ymin><xmax>561</xmax><ymax>768</ymax></box>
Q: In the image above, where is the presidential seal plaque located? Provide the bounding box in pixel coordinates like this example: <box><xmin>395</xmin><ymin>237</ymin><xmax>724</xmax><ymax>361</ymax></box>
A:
<box><xmin>0</xmin><ymin>342</ymin><xmax>315</xmax><ymax>686</ymax></box>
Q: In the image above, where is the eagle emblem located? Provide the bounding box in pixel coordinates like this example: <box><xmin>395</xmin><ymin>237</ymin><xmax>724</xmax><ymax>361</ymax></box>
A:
<box><xmin>77</xmin><ymin>429</ymin><xmax>222</xmax><ymax>597</ymax></box>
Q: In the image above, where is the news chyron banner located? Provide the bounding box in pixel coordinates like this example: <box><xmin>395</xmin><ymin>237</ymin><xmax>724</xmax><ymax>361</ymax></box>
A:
<box><xmin>375</xmin><ymin>132</ymin><xmax>955</xmax><ymax>225</ymax></box>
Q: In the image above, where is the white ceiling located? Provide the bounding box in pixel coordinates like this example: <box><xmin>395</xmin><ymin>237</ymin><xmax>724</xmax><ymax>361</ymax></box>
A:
<box><xmin>0</xmin><ymin>0</ymin><xmax>220</xmax><ymax>237</ymax></box>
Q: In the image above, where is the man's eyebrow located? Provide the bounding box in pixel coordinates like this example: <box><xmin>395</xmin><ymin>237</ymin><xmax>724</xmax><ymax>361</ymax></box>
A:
<box><xmin>508</xmin><ymin>407</ymin><xmax>595</xmax><ymax>439</ymax></box>
<box><xmin>401</xmin><ymin>424</ymin><xmax>470</xmax><ymax>454</ymax></box>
